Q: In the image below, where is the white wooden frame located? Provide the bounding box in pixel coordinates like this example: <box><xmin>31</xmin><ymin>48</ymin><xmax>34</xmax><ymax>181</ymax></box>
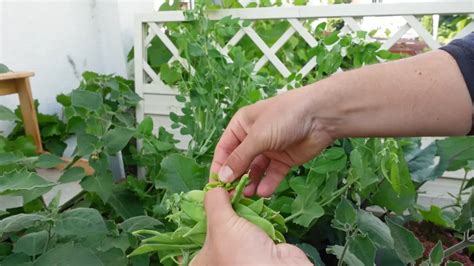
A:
<box><xmin>134</xmin><ymin>2</ymin><xmax>474</xmax><ymax>201</ymax></box>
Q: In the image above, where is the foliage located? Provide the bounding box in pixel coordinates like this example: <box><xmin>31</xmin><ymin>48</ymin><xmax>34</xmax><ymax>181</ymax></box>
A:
<box><xmin>130</xmin><ymin>175</ymin><xmax>287</xmax><ymax>264</ymax></box>
<box><xmin>0</xmin><ymin>1</ymin><xmax>473</xmax><ymax>265</ymax></box>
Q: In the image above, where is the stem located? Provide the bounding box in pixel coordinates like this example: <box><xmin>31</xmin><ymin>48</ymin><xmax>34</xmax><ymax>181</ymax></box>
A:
<box><xmin>444</xmin><ymin>231</ymin><xmax>474</xmax><ymax>258</ymax></box>
<box><xmin>457</xmin><ymin>169</ymin><xmax>469</xmax><ymax>204</ymax></box>
<box><xmin>284</xmin><ymin>211</ymin><xmax>302</xmax><ymax>223</ymax></box>
<box><xmin>338</xmin><ymin>230</ymin><xmax>357</xmax><ymax>266</ymax></box>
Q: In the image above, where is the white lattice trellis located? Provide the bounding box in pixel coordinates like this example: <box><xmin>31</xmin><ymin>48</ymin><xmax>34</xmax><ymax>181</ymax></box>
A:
<box><xmin>134</xmin><ymin>1</ymin><xmax>474</xmax><ymax>135</ymax></box>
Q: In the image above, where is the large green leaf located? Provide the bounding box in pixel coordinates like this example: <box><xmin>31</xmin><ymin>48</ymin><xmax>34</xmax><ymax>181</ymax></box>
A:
<box><xmin>0</xmin><ymin>170</ymin><xmax>56</xmax><ymax>194</ymax></box>
<box><xmin>120</xmin><ymin>216</ymin><xmax>162</xmax><ymax>232</ymax></box>
<box><xmin>58</xmin><ymin>167</ymin><xmax>86</xmax><ymax>183</ymax></box>
<box><xmin>332</xmin><ymin>199</ymin><xmax>356</xmax><ymax>231</ymax></box>
<box><xmin>155</xmin><ymin>153</ymin><xmax>207</xmax><ymax>194</ymax></box>
<box><xmin>97</xmin><ymin>247</ymin><xmax>127</xmax><ymax>266</ymax></box>
<box><xmin>436</xmin><ymin>137</ymin><xmax>474</xmax><ymax>172</ymax></box>
<box><xmin>405</xmin><ymin>142</ymin><xmax>440</xmax><ymax>182</ymax></box>
<box><xmin>13</xmin><ymin>230</ymin><xmax>48</xmax><ymax>256</ymax></box>
<box><xmin>356</xmin><ymin>210</ymin><xmax>394</xmax><ymax>249</ymax></box>
<box><xmin>454</xmin><ymin>189</ymin><xmax>474</xmax><ymax>232</ymax></box>
<box><xmin>34</xmin><ymin>243</ymin><xmax>103</xmax><ymax>266</ymax></box>
<box><xmin>71</xmin><ymin>90</ymin><xmax>103</xmax><ymax>111</ymax></box>
<box><xmin>102</xmin><ymin>127</ymin><xmax>135</xmax><ymax>154</ymax></box>
<box><xmin>75</xmin><ymin>133</ymin><xmax>99</xmax><ymax>157</ymax></box>
<box><xmin>309</xmin><ymin>147</ymin><xmax>347</xmax><ymax>174</ymax></box>
<box><xmin>290</xmin><ymin>184</ymin><xmax>324</xmax><ymax>227</ymax></box>
<box><xmin>54</xmin><ymin>208</ymin><xmax>108</xmax><ymax>238</ymax></box>
<box><xmin>107</xmin><ymin>186</ymin><xmax>145</xmax><ymax>219</ymax></box>
<box><xmin>386</xmin><ymin>217</ymin><xmax>424</xmax><ymax>264</ymax></box>
<box><xmin>80</xmin><ymin>173</ymin><xmax>114</xmax><ymax>203</ymax></box>
<box><xmin>0</xmin><ymin>105</ymin><xmax>19</xmax><ymax>121</ymax></box>
<box><xmin>348</xmin><ymin>235</ymin><xmax>376</xmax><ymax>266</ymax></box>
<box><xmin>0</xmin><ymin>213</ymin><xmax>48</xmax><ymax>234</ymax></box>
<box><xmin>349</xmin><ymin>148</ymin><xmax>377</xmax><ymax>189</ymax></box>
<box><xmin>0</xmin><ymin>252</ymin><xmax>32</xmax><ymax>266</ymax></box>
<box><xmin>35</xmin><ymin>153</ymin><xmax>63</xmax><ymax>168</ymax></box>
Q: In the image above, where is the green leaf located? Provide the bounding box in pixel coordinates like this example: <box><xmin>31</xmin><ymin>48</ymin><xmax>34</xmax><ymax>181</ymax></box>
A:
<box><xmin>296</xmin><ymin>243</ymin><xmax>325</xmax><ymax>266</ymax></box>
<box><xmin>120</xmin><ymin>216</ymin><xmax>162</xmax><ymax>232</ymax></box>
<box><xmin>0</xmin><ymin>105</ymin><xmax>19</xmax><ymax>121</ymax></box>
<box><xmin>0</xmin><ymin>170</ymin><xmax>56</xmax><ymax>194</ymax></box>
<box><xmin>324</xmin><ymin>31</ymin><xmax>340</xmax><ymax>45</ymax></box>
<box><xmin>386</xmin><ymin>217</ymin><xmax>424</xmax><ymax>264</ymax></box>
<box><xmin>56</xmin><ymin>93</ymin><xmax>71</xmax><ymax>107</ymax></box>
<box><xmin>0</xmin><ymin>63</ymin><xmax>10</xmax><ymax>73</ymax></box>
<box><xmin>5</xmin><ymin>136</ymin><xmax>37</xmax><ymax>156</ymax></box>
<box><xmin>357</xmin><ymin>210</ymin><xmax>394</xmax><ymax>249</ymax></box>
<box><xmin>13</xmin><ymin>230</ymin><xmax>48</xmax><ymax>256</ymax></box>
<box><xmin>454</xmin><ymin>189</ymin><xmax>474</xmax><ymax>232</ymax></box>
<box><xmin>309</xmin><ymin>147</ymin><xmax>347</xmax><ymax>174</ymax></box>
<box><xmin>332</xmin><ymin>199</ymin><xmax>356</xmax><ymax>231</ymax></box>
<box><xmin>326</xmin><ymin>245</ymin><xmax>364</xmax><ymax>266</ymax></box>
<box><xmin>0</xmin><ymin>253</ymin><xmax>32</xmax><ymax>266</ymax></box>
<box><xmin>80</xmin><ymin>173</ymin><xmax>114</xmax><ymax>203</ymax></box>
<box><xmin>59</xmin><ymin>167</ymin><xmax>86</xmax><ymax>183</ymax></box>
<box><xmin>97</xmin><ymin>248</ymin><xmax>127</xmax><ymax>266</ymax></box>
<box><xmin>291</xmin><ymin>192</ymin><xmax>324</xmax><ymax>227</ymax></box>
<box><xmin>436</xmin><ymin>137</ymin><xmax>474</xmax><ymax>172</ymax></box>
<box><xmin>36</xmin><ymin>153</ymin><xmax>63</xmax><ymax>168</ymax></box>
<box><xmin>160</xmin><ymin>64</ymin><xmax>181</xmax><ymax>85</ymax></box>
<box><xmin>71</xmin><ymin>90</ymin><xmax>103</xmax><ymax>111</ymax></box>
<box><xmin>34</xmin><ymin>243</ymin><xmax>103</xmax><ymax>266</ymax></box>
<box><xmin>107</xmin><ymin>186</ymin><xmax>145</xmax><ymax>219</ymax></box>
<box><xmin>155</xmin><ymin>154</ymin><xmax>207</xmax><ymax>194</ymax></box>
<box><xmin>348</xmin><ymin>234</ymin><xmax>376</xmax><ymax>266</ymax></box>
<box><xmin>102</xmin><ymin>127</ymin><xmax>135</xmax><ymax>154</ymax></box>
<box><xmin>54</xmin><ymin>208</ymin><xmax>108</xmax><ymax>237</ymax></box>
<box><xmin>138</xmin><ymin>117</ymin><xmax>154</xmax><ymax>136</ymax></box>
<box><xmin>349</xmin><ymin>148</ymin><xmax>377</xmax><ymax>188</ymax></box>
<box><xmin>419</xmin><ymin>205</ymin><xmax>454</xmax><ymax>228</ymax></box>
<box><xmin>0</xmin><ymin>213</ymin><xmax>48</xmax><ymax>233</ymax></box>
<box><xmin>406</xmin><ymin>142</ymin><xmax>440</xmax><ymax>182</ymax></box>
<box><xmin>75</xmin><ymin>133</ymin><xmax>99</xmax><ymax>157</ymax></box>
<box><xmin>429</xmin><ymin>240</ymin><xmax>444</xmax><ymax>265</ymax></box>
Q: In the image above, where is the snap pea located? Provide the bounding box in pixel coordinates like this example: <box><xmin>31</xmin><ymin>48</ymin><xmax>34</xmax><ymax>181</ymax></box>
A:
<box><xmin>130</xmin><ymin>172</ymin><xmax>288</xmax><ymax>265</ymax></box>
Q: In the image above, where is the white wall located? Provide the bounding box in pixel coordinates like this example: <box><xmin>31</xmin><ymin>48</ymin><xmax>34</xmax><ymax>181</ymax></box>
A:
<box><xmin>0</xmin><ymin>0</ymin><xmax>153</xmax><ymax>120</ymax></box>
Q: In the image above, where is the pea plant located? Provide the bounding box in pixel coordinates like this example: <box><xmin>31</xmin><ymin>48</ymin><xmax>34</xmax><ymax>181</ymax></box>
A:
<box><xmin>0</xmin><ymin>0</ymin><xmax>473</xmax><ymax>265</ymax></box>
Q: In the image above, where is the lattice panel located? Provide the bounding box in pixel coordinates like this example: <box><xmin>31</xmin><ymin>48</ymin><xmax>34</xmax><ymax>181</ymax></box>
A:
<box><xmin>139</xmin><ymin>13</ymin><xmax>474</xmax><ymax>91</ymax></box>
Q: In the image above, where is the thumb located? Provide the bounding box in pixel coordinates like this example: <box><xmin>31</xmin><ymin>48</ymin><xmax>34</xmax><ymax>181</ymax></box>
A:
<box><xmin>204</xmin><ymin>188</ymin><xmax>236</xmax><ymax>227</ymax></box>
<box><xmin>218</xmin><ymin>135</ymin><xmax>263</xmax><ymax>183</ymax></box>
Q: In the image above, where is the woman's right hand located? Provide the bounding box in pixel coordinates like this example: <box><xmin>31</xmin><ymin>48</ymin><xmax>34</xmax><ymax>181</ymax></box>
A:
<box><xmin>211</xmin><ymin>85</ymin><xmax>337</xmax><ymax>197</ymax></box>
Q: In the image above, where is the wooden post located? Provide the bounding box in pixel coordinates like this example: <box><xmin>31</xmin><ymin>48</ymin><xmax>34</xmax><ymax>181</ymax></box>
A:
<box><xmin>16</xmin><ymin>77</ymin><xmax>43</xmax><ymax>153</ymax></box>
<box><xmin>0</xmin><ymin>72</ymin><xmax>43</xmax><ymax>153</ymax></box>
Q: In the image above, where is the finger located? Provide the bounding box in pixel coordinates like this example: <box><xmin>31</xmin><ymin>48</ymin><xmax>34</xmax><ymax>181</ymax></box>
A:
<box><xmin>218</xmin><ymin>133</ymin><xmax>265</xmax><ymax>183</ymax></box>
<box><xmin>210</xmin><ymin>114</ymin><xmax>248</xmax><ymax>179</ymax></box>
<box><xmin>204</xmin><ymin>188</ymin><xmax>236</xmax><ymax>226</ymax></box>
<box><xmin>256</xmin><ymin>159</ymin><xmax>291</xmax><ymax>197</ymax></box>
<box><xmin>244</xmin><ymin>155</ymin><xmax>270</xmax><ymax>196</ymax></box>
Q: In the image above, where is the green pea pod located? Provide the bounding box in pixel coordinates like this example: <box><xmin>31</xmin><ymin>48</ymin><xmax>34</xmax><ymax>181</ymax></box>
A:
<box><xmin>181</xmin><ymin>200</ymin><xmax>205</xmax><ymax>222</ymax></box>
<box><xmin>183</xmin><ymin>220</ymin><xmax>206</xmax><ymax>237</ymax></box>
<box><xmin>231</xmin><ymin>174</ymin><xmax>250</xmax><ymax>204</ymax></box>
<box><xmin>235</xmin><ymin>203</ymin><xmax>277</xmax><ymax>239</ymax></box>
<box><xmin>187</xmin><ymin>233</ymin><xmax>206</xmax><ymax>246</ymax></box>
<box><xmin>185</xmin><ymin>190</ymin><xmax>205</xmax><ymax>203</ymax></box>
<box><xmin>274</xmin><ymin>230</ymin><xmax>286</xmax><ymax>243</ymax></box>
<box><xmin>128</xmin><ymin>243</ymin><xmax>200</xmax><ymax>257</ymax></box>
<box><xmin>247</xmin><ymin>198</ymin><xmax>264</xmax><ymax>214</ymax></box>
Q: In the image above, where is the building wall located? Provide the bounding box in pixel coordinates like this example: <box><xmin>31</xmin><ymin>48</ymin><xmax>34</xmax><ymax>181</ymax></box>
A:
<box><xmin>0</xmin><ymin>0</ymin><xmax>153</xmax><ymax>119</ymax></box>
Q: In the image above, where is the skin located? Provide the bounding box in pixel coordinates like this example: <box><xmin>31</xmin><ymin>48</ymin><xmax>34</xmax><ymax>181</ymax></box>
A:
<box><xmin>192</xmin><ymin>50</ymin><xmax>473</xmax><ymax>265</ymax></box>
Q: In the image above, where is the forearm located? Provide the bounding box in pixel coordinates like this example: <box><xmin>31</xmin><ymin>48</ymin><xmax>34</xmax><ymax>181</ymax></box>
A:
<box><xmin>305</xmin><ymin>50</ymin><xmax>473</xmax><ymax>138</ymax></box>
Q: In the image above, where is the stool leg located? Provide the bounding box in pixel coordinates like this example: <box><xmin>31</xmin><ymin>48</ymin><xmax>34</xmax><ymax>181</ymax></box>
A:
<box><xmin>16</xmin><ymin>78</ymin><xmax>43</xmax><ymax>153</ymax></box>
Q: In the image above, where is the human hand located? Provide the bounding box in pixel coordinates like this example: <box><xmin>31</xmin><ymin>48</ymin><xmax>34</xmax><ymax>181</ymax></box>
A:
<box><xmin>190</xmin><ymin>188</ymin><xmax>311</xmax><ymax>266</ymax></box>
<box><xmin>211</xmin><ymin>86</ymin><xmax>336</xmax><ymax>197</ymax></box>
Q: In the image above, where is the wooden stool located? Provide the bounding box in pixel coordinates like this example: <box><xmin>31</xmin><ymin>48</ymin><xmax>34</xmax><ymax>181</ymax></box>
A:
<box><xmin>0</xmin><ymin>72</ymin><xmax>43</xmax><ymax>153</ymax></box>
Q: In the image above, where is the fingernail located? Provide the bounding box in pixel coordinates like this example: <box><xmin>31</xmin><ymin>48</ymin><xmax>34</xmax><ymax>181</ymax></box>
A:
<box><xmin>218</xmin><ymin>166</ymin><xmax>233</xmax><ymax>183</ymax></box>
